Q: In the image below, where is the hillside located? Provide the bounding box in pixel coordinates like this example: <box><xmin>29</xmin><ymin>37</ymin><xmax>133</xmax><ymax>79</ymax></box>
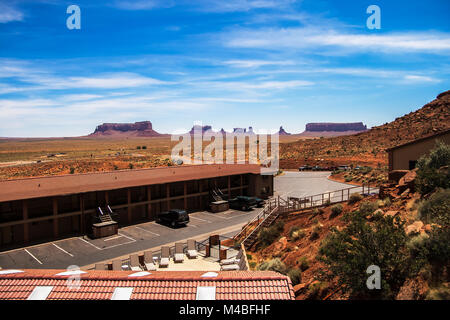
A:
<box><xmin>280</xmin><ymin>90</ymin><xmax>450</xmax><ymax>169</ymax></box>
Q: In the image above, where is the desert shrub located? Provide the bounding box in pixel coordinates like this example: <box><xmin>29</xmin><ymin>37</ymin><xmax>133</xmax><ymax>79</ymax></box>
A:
<box><xmin>142</xmin><ymin>146</ymin><xmax>147</xmax><ymax>149</ymax></box>
<box><xmin>318</xmin><ymin>213</ymin><xmax>412</xmax><ymax>299</ymax></box>
<box><xmin>307</xmin><ymin>281</ymin><xmax>329</xmax><ymax>299</ymax></box>
<box><xmin>297</xmin><ymin>256</ymin><xmax>310</xmax><ymax>271</ymax></box>
<box><xmin>69</xmin><ymin>167</ymin><xmax>75</xmax><ymax>174</ymax></box>
<box><xmin>289</xmin><ymin>225</ymin><xmax>301</xmax><ymax>238</ymax></box>
<box><xmin>291</xmin><ymin>229</ymin><xmax>306</xmax><ymax>241</ymax></box>
<box><xmin>136</xmin><ymin>146</ymin><xmax>141</xmax><ymax>149</ymax></box>
<box><xmin>249</xmin><ymin>262</ymin><xmax>257</xmax><ymax>269</ymax></box>
<box><xmin>128</xmin><ymin>163</ymin><xmax>134</xmax><ymax>169</ymax></box>
<box><xmin>426</xmin><ymin>286</ymin><xmax>450</xmax><ymax>300</ymax></box>
<box><xmin>359</xmin><ymin>201</ymin><xmax>379</xmax><ymax>216</ymax></box>
<box><xmin>383</xmin><ymin>197</ymin><xmax>392</xmax><ymax>207</ymax></box>
<box><xmin>348</xmin><ymin>193</ymin><xmax>363</xmax><ymax>204</ymax></box>
<box><xmin>416</xmin><ymin>141</ymin><xmax>450</xmax><ymax>195</ymax></box>
<box><xmin>324</xmin><ymin>199</ymin><xmax>331</xmax><ymax>206</ymax></box>
<box><xmin>258</xmin><ymin>221</ymin><xmax>285</xmax><ymax>248</ymax></box>
<box><xmin>418</xmin><ymin>189</ymin><xmax>450</xmax><ymax>225</ymax></box>
<box><xmin>330</xmin><ymin>204</ymin><xmax>343</xmax><ymax>218</ymax></box>
<box><xmin>257</xmin><ymin>258</ymin><xmax>287</xmax><ymax>274</ymax></box>
<box><xmin>246</xmin><ymin>253</ymin><xmax>253</xmax><ymax>260</ymax></box>
<box><xmin>287</xmin><ymin>268</ymin><xmax>302</xmax><ymax>286</ymax></box>
<box><xmin>113</xmin><ymin>165</ymin><xmax>119</xmax><ymax>170</ymax></box>
<box><xmin>310</xmin><ymin>225</ymin><xmax>321</xmax><ymax>241</ymax></box>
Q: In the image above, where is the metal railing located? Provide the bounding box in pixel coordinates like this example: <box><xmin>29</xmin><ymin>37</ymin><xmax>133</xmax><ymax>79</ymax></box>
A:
<box><xmin>234</xmin><ymin>183</ymin><xmax>378</xmax><ymax>247</ymax></box>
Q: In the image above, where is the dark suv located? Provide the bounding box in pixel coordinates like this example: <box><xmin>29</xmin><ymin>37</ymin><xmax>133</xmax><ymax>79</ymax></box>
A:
<box><xmin>157</xmin><ymin>209</ymin><xmax>189</xmax><ymax>228</ymax></box>
<box><xmin>228</xmin><ymin>196</ymin><xmax>257</xmax><ymax>211</ymax></box>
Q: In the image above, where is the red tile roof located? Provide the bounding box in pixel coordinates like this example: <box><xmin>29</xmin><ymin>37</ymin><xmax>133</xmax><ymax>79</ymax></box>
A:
<box><xmin>0</xmin><ymin>269</ymin><xmax>294</xmax><ymax>300</ymax></box>
<box><xmin>0</xmin><ymin>164</ymin><xmax>261</xmax><ymax>202</ymax></box>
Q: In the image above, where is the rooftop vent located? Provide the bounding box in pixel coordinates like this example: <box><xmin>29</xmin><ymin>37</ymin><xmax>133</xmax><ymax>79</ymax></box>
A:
<box><xmin>111</xmin><ymin>287</ymin><xmax>134</xmax><ymax>300</ymax></box>
<box><xmin>0</xmin><ymin>269</ymin><xmax>24</xmax><ymax>275</ymax></box>
<box><xmin>128</xmin><ymin>271</ymin><xmax>151</xmax><ymax>277</ymax></box>
<box><xmin>196</xmin><ymin>286</ymin><xmax>216</xmax><ymax>300</ymax></box>
<box><xmin>201</xmin><ymin>272</ymin><xmax>218</xmax><ymax>278</ymax></box>
<box><xmin>55</xmin><ymin>270</ymin><xmax>87</xmax><ymax>276</ymax></box>
<box><xmin>27</xmin><ymin>286</ymin><xmax>53</xmax><ymax>300</ymax></box>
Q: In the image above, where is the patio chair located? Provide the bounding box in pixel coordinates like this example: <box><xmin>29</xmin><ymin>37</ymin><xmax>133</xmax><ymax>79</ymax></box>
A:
<box><xmin>144</xmin><ymin>251</ymin><xmax>157</xmax><ymax>271</ymax></box>
<box><xmin>95</xmin><ymin>263</ymin><xmax>106</xmax><ymax>270</ymax></box>
<box><xmin>186</xmin><ymin>239</ymin><xmax>198</xmax><ymax>259</ymax></box>
<box><xmin>174</xmin><ymin>242</ymin><xmax>185</xmax><ymax>263</ymax></box>
<box><xmin>220</xmin><ymin>250</ymin><xmax>242</xmax><ymax>266</ymax></box>
<box><xmin>159</xmin><ymin>246</ymin><xmax>170</xmax><ymax>268</ymax></box>
<box><xmin>112</xmin><ymin>259</ymin><xmax>122</xmax><ymax>271</ymax></box>
<box><xmin>130</xmin><ymin>254</ymin><xmax>142</xmax><ymax>271</ymax></box>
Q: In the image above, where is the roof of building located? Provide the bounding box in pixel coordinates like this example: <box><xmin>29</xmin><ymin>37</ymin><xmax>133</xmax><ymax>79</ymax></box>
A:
<box><xmin>0</xmin><ymin>164</ymin><xmax>261</xmax><ymax>202</ymax></box>
<box><xmin>386</xmin><ymin>128</ymin><xmax>450</xmax><ymax>152</ymax></box>
<box><xmin>0</xmin><ymin>269</ymin><xmax>294</xmax><ymax>300</ymax></box>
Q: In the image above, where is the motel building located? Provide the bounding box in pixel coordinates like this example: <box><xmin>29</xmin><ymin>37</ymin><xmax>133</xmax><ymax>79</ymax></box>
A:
<box><xmin>0</xmin><ymin>164</ymin><xmax>273</xmax><ymax>248</ymax></box>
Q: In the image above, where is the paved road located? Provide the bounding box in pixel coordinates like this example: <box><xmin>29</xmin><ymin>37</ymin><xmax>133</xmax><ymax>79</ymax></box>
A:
<box><xmin>275</xmin><ymin>171</ymin><xmax>356</xmax><ymax>198</ymax></box>
<box><xmin>0</xmin><ymin>171</ymin><xmax>365</xmax><ymax>270</ymax></box>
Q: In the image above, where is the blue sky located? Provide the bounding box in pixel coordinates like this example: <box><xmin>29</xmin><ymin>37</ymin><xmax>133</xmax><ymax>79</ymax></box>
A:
<box><xmin>0</xmin><ymin>0</ymin><xmax>449</xmax><ymax>137</ymax></box>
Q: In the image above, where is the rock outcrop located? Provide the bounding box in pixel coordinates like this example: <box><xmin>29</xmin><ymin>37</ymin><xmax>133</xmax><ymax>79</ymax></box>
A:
<box><xmin>278</xmin><ymin>126</ymin><xmax>291</xmax><ymax>135</ymax></box>
<box><xmin>305</xmin><ymin>122</ymin><xmax>367</xmax><ymax>132</ymax></box>
<box><xmin>89</xmin><ymin>121</ymin><xmax>164</xmax><ymax>137</ymax></box>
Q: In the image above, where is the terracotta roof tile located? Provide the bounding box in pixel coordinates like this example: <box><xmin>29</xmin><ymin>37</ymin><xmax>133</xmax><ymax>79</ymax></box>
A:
<box><xmin>0</xmin><ymin>269</ymin><xmax>293</xmax><ymax>300</ymax></box>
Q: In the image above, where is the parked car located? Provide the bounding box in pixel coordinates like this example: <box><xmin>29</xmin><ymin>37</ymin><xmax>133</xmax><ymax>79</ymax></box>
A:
<box><xmin>298</xmin><ymin>165</ymin><xmax>312</xmax><ymax>171</ymax></box>
<box><xmin>228</xmin><ymin>196</ymin><xmax>257</xmax><ymax>211</ymax></box>
<box><xmin>157</xmin><ymin>209</ymin><xmax>190</xmax><ymax>228</ymax></box>
<box><xmin>251</xmin><ymin>197</ymin><xmax>265</xmax><ymax>207</ymax></box>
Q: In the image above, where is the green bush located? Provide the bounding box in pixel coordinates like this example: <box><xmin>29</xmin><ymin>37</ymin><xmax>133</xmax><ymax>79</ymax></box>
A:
<box><xmin>69</xmin><ymin>167</ymin><xmax>75</xmax><ymax>174</ymax></box>
<box><xmin>297</xmin><ymin>256</ymin><xmax>310</xmax><ymax>271</ymax></box>
<box><xmin>348</xmin><ymin>193</ymin><xmax>363</xmax><ymax>204</ymax></box>
<box><xmin>258</xmin><ymin>221</ymin><xmax>285</xmax><ymax>248</ymax></box>
<box><xmin>136</xmin><ymin>146</ymin><xmax>141</xmax><ymax>149</ymax></box>
<box><xmin>418</xmin><ymin>189</ymin><xmax>450</xmax><ymax>225</ymax></box>
<box><xmin>330</xmin><ymin>204</ymin><xmax>343</xmax><ymax>218</ymax></box>
<box><xmin>318</xmin><ymin>213</ymin><xmax>412</xmax><ymax>299</ymax></box>
<box><xmin>416</xmin><ymin>141</ymin><xmax>450</xmax><ymax>195</ymax></box>
<box><xmin>289</xmin><ymin>225</ymin><xmax>301</xmax><ymax>238</ymax></box>
<box><xmin>129</xmin><ymin>163</ymin><xmax>134</xmax><ymax>169</ymax></box>
<box><xmin>358</xmin><ymin>201</ymin><xmax>379</xmax><ymax>217</ymax></box>
<box><xmin>246</xmin><ymin>253</ymin><xmax>253</xmax><ymax>260</ymax></box>
<box><xmin>249</xmin><ymin>262</ymin><xmax>257</xmax><ymax>269</ymax></box>
<box><xmin>291</xmin><ymin>229</ymin><xmax>306</xmax><ymax>241</ymax></box>
<box><xmin>287</xmin><ymin>268</ymin><xmax>302</xmax><ymax>286</ymax></box>
<box><xmin>257</xmin><ymin>258</ymin><xmax>287</xmax><ymax>274</ymax></box>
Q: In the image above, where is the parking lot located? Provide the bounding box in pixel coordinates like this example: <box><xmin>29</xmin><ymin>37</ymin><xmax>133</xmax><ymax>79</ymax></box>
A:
<box><xmin>0</xmin><ymin>171</ymin><xmax>362</xmax><ymax>270</ymax></box>
<box><xmin>0</xmin><ymin>208</ymin><xmax>260</xmax><ymax>270</ymax></box>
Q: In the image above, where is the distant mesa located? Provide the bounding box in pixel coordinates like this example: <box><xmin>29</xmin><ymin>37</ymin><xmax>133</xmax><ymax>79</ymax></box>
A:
<box><xmin>189</xmin><ymin>125</ymin><xmax>213</xmax><ymax>134</ymax></box>
<box><xmin>278</xmin><ymin>126</ymin><xmax>291</xmax><ymax>135</ymax></box>
<box><xmin>89</xmin><ymin>121</ymin><xmax>165</xmax><ymax>137</ymax></box>
<box><xmin>299</xmin><ymin>122</ymin><xmax>368</xmax><ymax>137</ymax></box>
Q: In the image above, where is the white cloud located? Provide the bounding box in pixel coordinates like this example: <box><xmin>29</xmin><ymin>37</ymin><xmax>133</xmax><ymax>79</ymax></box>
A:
<box><xmin>223</xmin><ymin>59</ymin><xmax>294</xmax><ymax>68</ymax></box>
<box><xmin>224</xmin><ymin>27</ymin><xmax>450</xmax><ymax>53</ymax></box>
<box><xmin>0</xmin><ymin>3</ymin><xmax>24</xmax><ymax>23</ymax></box>
<box><xmin>403</xmin><ymin>75</ymin><xmax>440</xmax><ymax>83</ymax></box>
<box><xmin>196</xmin><ymin>0</ymin><xmax>296</xmax><ymax>12</ymax></box>
<box><xmin>113</xmin><ymin>0</ymin><xmax>174</xmax><ymax>10</ymax></box>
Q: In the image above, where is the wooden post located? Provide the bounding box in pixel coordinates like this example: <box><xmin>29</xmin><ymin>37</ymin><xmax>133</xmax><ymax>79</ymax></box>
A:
<box><xmin>127</xmin><ymin>188</ymin><xmax>132</xmax><ymax>223</ymax></box>
<box><xmin>53</xmin><ymin>197</ymin><xmax>58</xmax><ymax>238</ymax></box>
<box><xmin>240</xmin><ymin>175</ymin><xmax>243</xmax><ymax>195</ymax></box>
<box><xmin>23</xmin><ymin>200</ymin><xmax>29</xmax><ymax>243</ymax></box>
<box><xmin>80</xmin><ymin>195</ymin><xmax>85</xmax><ymax>234</ymax></box>
<box><xmin>184</xmin><ymin>181</ymin><xmax>187</xmax><ymax>210</ymax></box>
<box><xmin>166</xmin><ymin>184</ymin><xmax>170</xmax><ymax>210</ymax></box>
<box><xmin>146</xmin><ymin>186</ymin><xmax>152</xmax><ymax>219</ymax></box>
<box><xmin>199</xmin><ymin>181</ymin><xmax>203</xmax><ymax>209</ymax></box>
